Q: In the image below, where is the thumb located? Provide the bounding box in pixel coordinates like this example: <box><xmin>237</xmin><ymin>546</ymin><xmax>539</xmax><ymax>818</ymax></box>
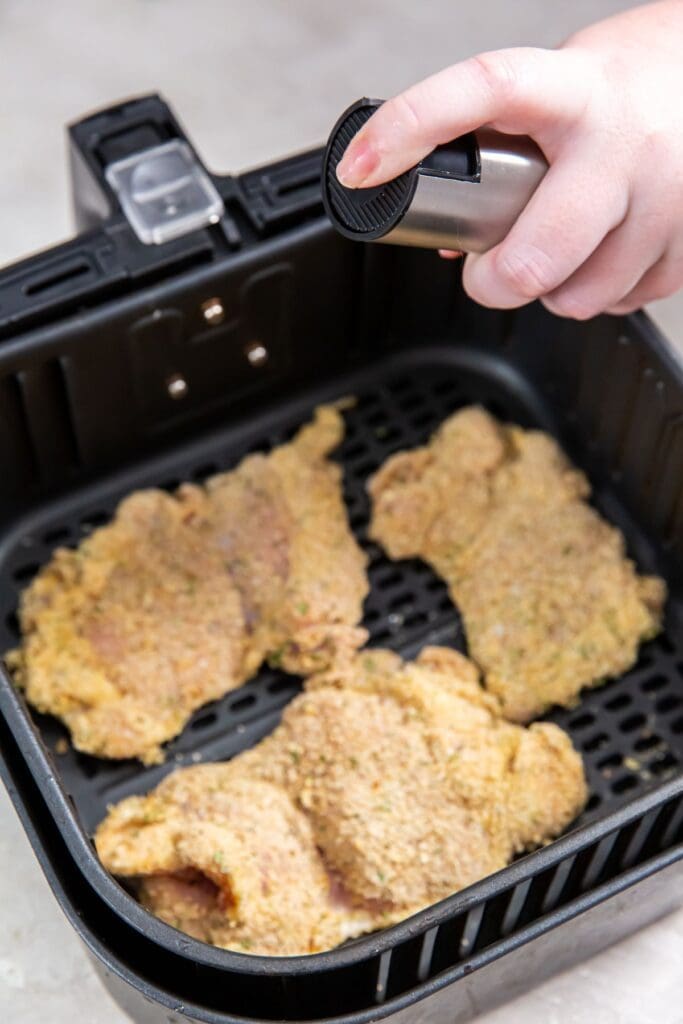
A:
<box><xmin>336</xmin><ymin>47</ymin><xmax>587</xmax><ymax>188</ymax></box>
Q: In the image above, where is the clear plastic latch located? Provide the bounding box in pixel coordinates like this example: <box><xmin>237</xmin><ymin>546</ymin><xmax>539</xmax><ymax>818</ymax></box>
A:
<box><xmin>105</xmin><ymin>140</ymin><xmax>224</xmax><ymax>245</ymax></box>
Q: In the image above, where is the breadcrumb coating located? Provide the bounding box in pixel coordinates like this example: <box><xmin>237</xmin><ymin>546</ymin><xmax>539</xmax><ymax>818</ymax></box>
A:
<box><xmin>369</xmin><ymin>407</ymin><xmax>665</xmax><ymax>721</ymax></box>
<box><xmin>8</xmin><ymin>406</ymin><xmax>368</xmax><ymax>762</ymax></box>
<box><xmin>95</xmin><ymin>647</ymin><xmax>587</xmax><ymax>955</ymax></box>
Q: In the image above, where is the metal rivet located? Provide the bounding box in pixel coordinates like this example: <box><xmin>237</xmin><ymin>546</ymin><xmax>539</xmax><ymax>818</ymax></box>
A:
<box><xmin>166</xmin><ymin>373</ymin><xmax>188</xmax><ymax>399</ymax></box>
<box><xmin>245</xmin><ymin>342</ymin><xmax>268</xmax><ymax>367</ymax></box>
<box><xmin>201</xmin><ymin>297</ymin><xmax>225</xmax><ymax>325</ymax></box>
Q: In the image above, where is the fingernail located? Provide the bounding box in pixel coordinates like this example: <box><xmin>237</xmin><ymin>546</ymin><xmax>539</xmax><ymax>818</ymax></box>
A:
<box><xmin>438</xmin><ymin>249</ymin><xmax>463</xmax><ymax>260</ymax></box>
<box><xmin>336</xmin><ymin>138</ymin><xmax>380</xmax><ymax>188</ymax></box>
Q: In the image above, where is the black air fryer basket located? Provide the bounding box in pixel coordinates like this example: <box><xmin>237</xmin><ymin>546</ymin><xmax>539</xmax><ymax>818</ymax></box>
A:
<box><xmin>1</xmin><ymin>95</ymin><xmax>683</xmax><ymax>1024</ymax></box>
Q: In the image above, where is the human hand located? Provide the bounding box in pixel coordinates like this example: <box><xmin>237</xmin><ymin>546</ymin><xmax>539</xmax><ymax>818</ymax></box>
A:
<box><xmin>335</xmin><ymin>1</ymin><xmax>683</xmax><ymax>318</ymax></box>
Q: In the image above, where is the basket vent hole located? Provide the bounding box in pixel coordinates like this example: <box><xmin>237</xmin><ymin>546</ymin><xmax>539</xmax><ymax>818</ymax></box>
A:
<box><xmin>388</xmin><ymin>592</ymin><xmax>413</xmax><ymax>612</ymax></box>
<box><xmin>597</xmin><ymin>753</ymin><xmax>622</xmax><ymax>771</ymax></box>
<box><xmin>376</xmin><ymin>570</ymin><xmax>403</xmax><ymax>592</ymax></box>
<box><xmin>634</xmin><ymin>733</ymin><xmax>664</xmax><ymax>752</ymax></box>
<box><xmin>191</xmin><ymin>711</ymin><xmax>218</xmax><ymax>731</ymax></box>
<box><xmin>611</xmin><ymin>774</ymin><xmax>638</xmax><ymax>794</ymax></box>
<box><xmin>619</xmin><ymin>712</ymin><xmax>646</xmax><ymax>733</ymax></box>
<box><xmin>604</xmin><ymin>693</ymin><xmax>631</xmax><ymax>712</ymax></box>
<box><xmin>656</xmin><ymin>694</ymin><xmax>683</xmax><ymax>714</ymax></box>
<box><xmin>670</xmin><ymin>716</ymin><xmax>683</xmax><ymax>735</ymax></box>
<box><xmin>568</xmin><ymin>711</ymin><xmax>595</xmax><ymax>731</ymax></box>
<box><xmin>583</xmin><ymin>732</ymin><xmax>609</xmax><ymax>753</ymax></box>
<box><xmin>649</xmin><ymin>752</ymin><xmax>679</xmax><ymax>776</ymax></box>
<box><xmin>230</xmin><ymin>693</ymin><xmax>257</xmax><ymax>714</ymax></box>
<box><xmin>267</xmin><ymin>676</ymin><xmax>298</xmax><ymax>696</ymax></box>
<box><xmin>641</xmin><ymin>674</ymin><xmax>668</xmax><ymax>693</ymax></box>
<box><xmin>585</xmin><ymin>793</ymin><xmax>602</xmax><ymax>812</ymax></box>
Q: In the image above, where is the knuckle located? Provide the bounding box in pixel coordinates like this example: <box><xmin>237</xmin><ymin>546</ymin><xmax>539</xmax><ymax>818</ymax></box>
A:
<box><xmin>468</xmin><ymin>51</ymin><xmax>518</xmax><ymax>103</ymax></box>
<box><xmin>493</xmin><ymin>244</ymin><xmax>557</xmax><ymax>299</ymax></box>
<box><xmin>390</xmin><ymin>91</ymin><xmax>423</xmax><ymax>134</ymax></box>
<box><xmin>645</xmin><ymin>279</ymin><xmax>676</xmax><ymax>303</ymax></box>
<box><xmin>608</xmin><ymin>301</ymin><xmax>637</xmax><ymax>316</ymax></box>
<box><xmin>656</xmin><ymin>253</ymin><xmax>683</xmax><ymax>297</ymax></box>
<box><xmin>544</xmin><ymin>289</ymin><xmax>598</xmax><ymax>321</ymax></box>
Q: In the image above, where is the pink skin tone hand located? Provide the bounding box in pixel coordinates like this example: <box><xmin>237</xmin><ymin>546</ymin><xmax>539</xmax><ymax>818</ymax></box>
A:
<box><xmin>336</xmin><ymin>1</ymin><xmax>683</xmax><ymax>319</ymax></box>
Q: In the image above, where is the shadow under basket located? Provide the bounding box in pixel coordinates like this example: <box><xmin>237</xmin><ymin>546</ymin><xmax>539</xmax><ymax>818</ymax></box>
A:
<box><xmin>1</xmin><ymin>93</ymin><xmax>683</xmax><ymax>1024</ymax></box>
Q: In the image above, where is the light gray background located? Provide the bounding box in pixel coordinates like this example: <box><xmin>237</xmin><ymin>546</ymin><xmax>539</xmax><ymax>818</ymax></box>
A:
<box><xmin>1</xmin><ymin>2</ymin><xmax>682</xmax><ymax>1021</ymax></box>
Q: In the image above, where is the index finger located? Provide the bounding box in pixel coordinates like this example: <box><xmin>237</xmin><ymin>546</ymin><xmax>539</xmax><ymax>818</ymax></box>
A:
<box><xmin>336</xmin><ymin>47</ymin><xmax>589</xmax><ymax>188</ymax></box>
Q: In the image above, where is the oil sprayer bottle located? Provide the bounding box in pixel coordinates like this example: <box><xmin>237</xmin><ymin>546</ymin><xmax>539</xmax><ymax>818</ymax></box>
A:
<box><xmin>322</xmin><ymin>98</ymin><xmax>547</xmax><ymax>254</ymax></box>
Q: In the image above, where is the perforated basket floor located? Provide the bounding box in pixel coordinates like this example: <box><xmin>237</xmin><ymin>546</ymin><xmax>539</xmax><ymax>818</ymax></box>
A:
<box><xmin>0</xmin><ymin>345</ymin><xmax>681</xmax><ymax>838</ymax></box>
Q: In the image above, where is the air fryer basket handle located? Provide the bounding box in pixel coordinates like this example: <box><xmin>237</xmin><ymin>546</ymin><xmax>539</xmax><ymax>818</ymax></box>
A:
<box><xmin>68</xmin><ymin>93</ymin><xmax>325</xmax><ymax>242</ymax></box>
<box><xmin>0</xmin><ymin>93</ymin><xmax>324</xmax><ymax>338</ymax></box>
<box><xmin>68</xmin><ymin>93</ymin><xmax>211</xmax><ymax>233</ymax></box>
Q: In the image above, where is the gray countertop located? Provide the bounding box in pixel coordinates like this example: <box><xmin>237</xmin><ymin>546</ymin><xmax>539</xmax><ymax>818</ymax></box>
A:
<box><xmin>1</xmin><ymin>2</ymin><xmax>681</xmax><ymax>1021</ymax></box>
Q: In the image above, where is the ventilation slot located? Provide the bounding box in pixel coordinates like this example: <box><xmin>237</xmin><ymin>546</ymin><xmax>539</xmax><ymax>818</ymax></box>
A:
<box><xmin>429</xmin><ymin>913</ymin><xmax>467</xmax><ymax>976</ymax></box>
<box><xmin>0</xmin><ymin>373</ymin><xmax>37</xmax><ymax>489</ymax></box>
<box><xmin>14</xmin><ymin>360</ymin><xmax>81</xmax><ymax>482</ymax></box>
<box><xmin>272</xmin><ymin>170</ymin><xmax>320</xmax><ymax>198</ymax></box>
<box><xmin>24</xmin><ymin>259</ymin><xmax>91</xmax><ymax>297</ymax></box>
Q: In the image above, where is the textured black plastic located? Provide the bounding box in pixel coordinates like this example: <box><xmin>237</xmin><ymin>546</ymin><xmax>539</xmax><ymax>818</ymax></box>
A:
<box><xmin>322</xmin><ymin>99</ymin><xmax>418</xmax><ymax>239</ymax></box>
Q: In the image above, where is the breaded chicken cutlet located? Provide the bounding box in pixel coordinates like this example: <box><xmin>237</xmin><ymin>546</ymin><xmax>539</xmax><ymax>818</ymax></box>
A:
<box><xmin>7</xmin><ymin>406</ymin><xmax>368</xmax><ymax>764</ymax></box>
<box><xmin>95</xmin><ymin>647</ymin><xmax>587</xmax><ymax>955</ymax></box>
<box><xmin>368</xmin><ymin>406</ymin><xmax>665</xmax><ymax>721</ymax></box>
